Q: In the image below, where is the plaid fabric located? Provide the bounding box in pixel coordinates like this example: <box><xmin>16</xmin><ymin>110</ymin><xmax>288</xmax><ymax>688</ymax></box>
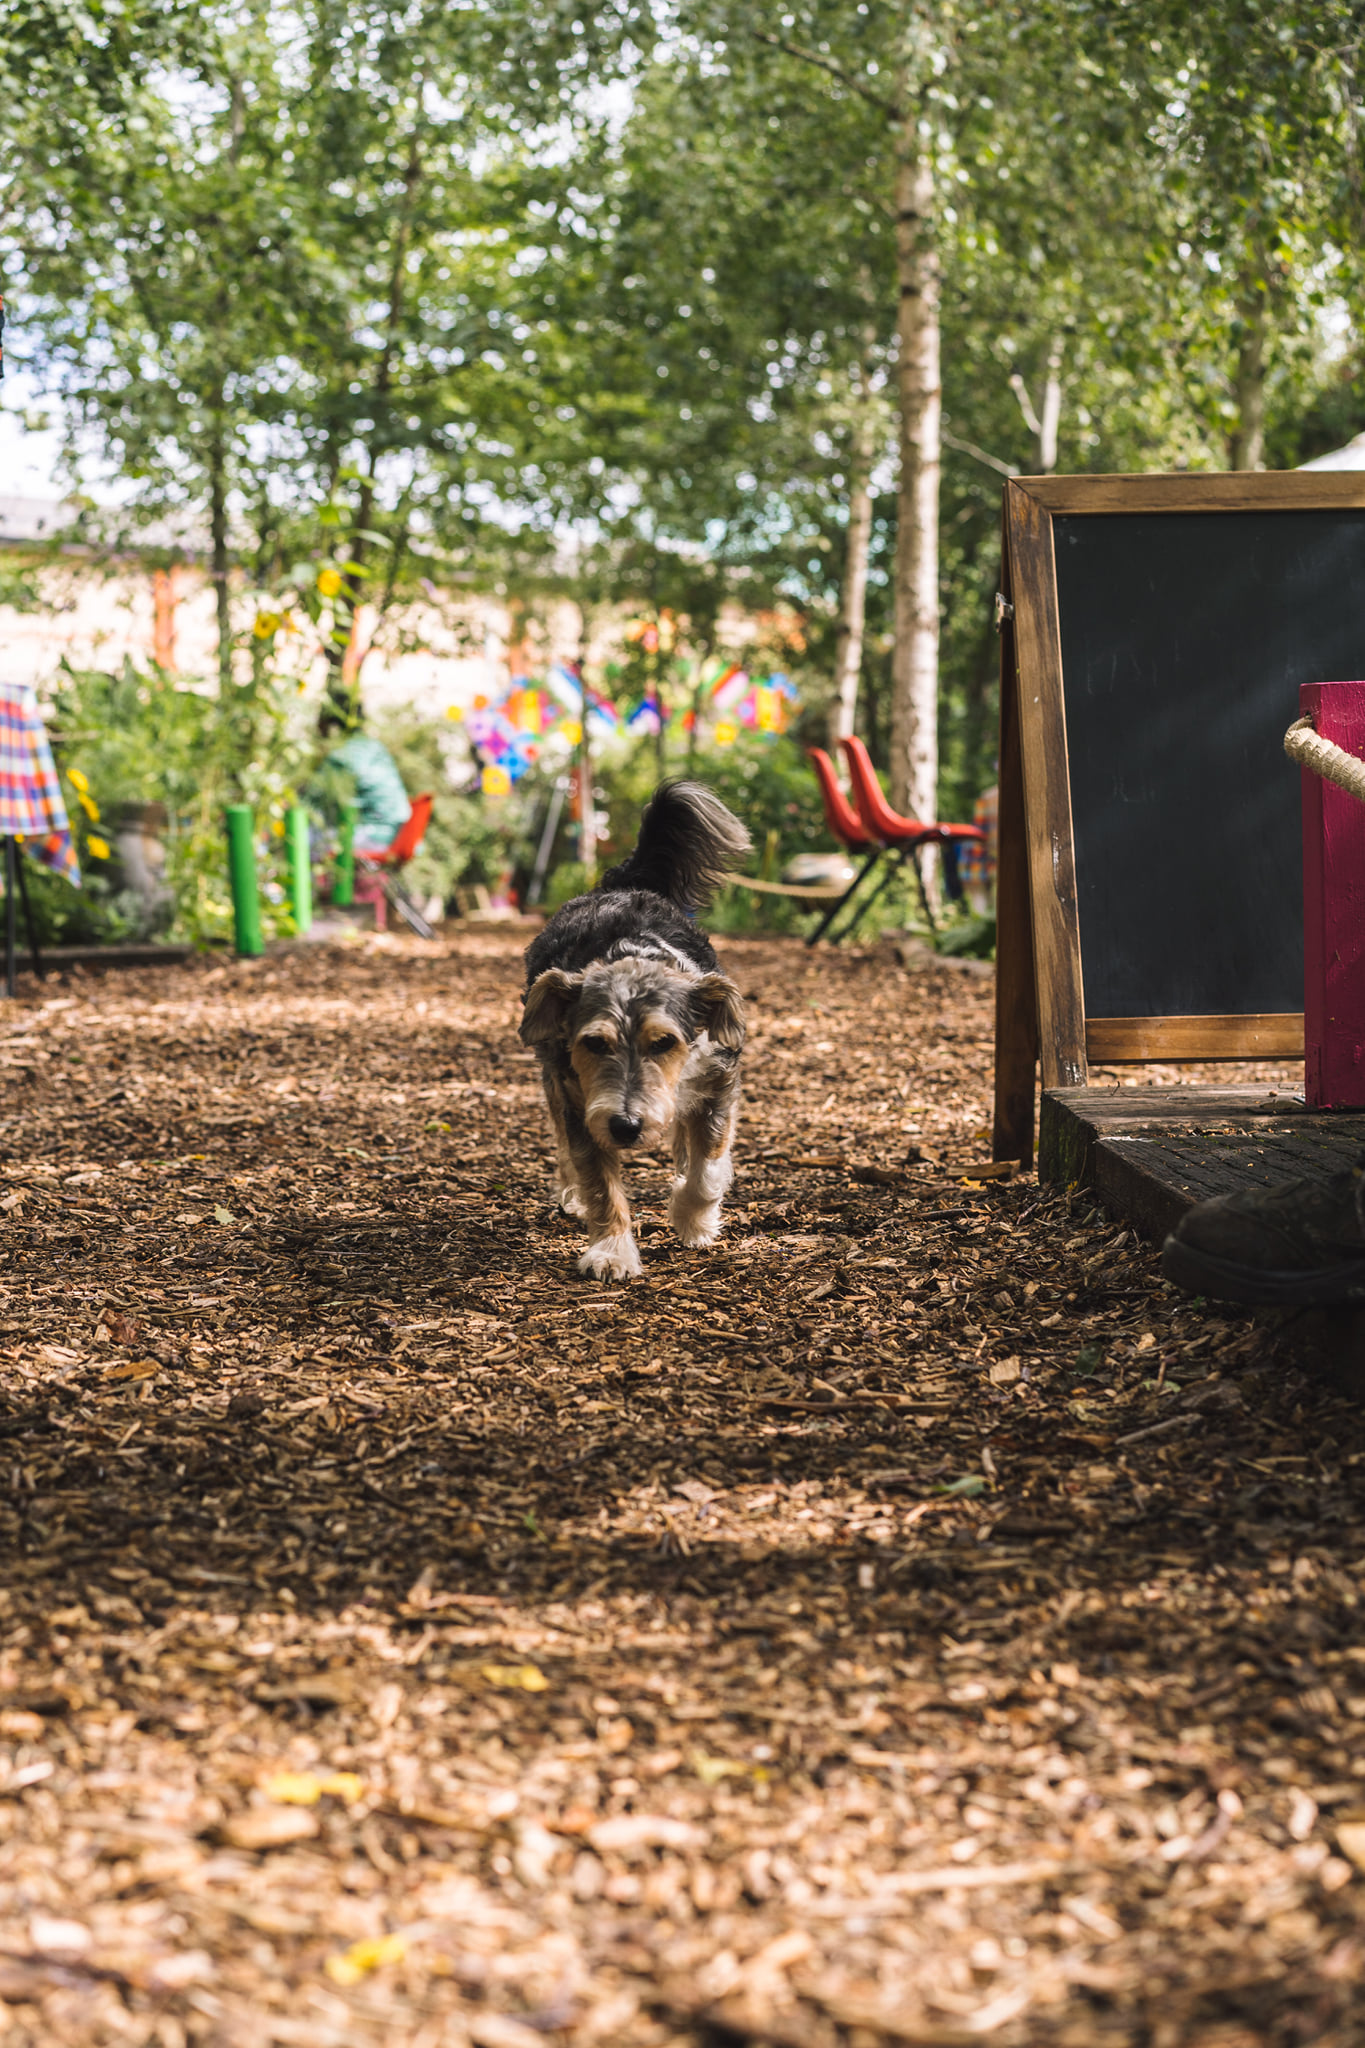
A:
<box><xmin>0</xmin><ymin>684</ymin><xmax>80</xmax><ymax>886</ymax></box>
<box><xmin>960</xmin><ymin>782</ymin><xmax>997</xmax><ymax>895</ymax></box>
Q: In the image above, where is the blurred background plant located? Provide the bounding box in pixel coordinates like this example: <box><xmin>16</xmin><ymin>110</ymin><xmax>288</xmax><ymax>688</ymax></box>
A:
<box><xmin>37</xmin><ymin>659</ymin><xmax>310</xmax><ymax>949</ymax></box>
<box><xmin>22</xmin><ymin>599</ymin><xmax>985</xmax><ymax>955</ymax></box>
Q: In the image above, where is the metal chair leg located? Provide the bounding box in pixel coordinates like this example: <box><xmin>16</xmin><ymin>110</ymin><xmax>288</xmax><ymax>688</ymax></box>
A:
<box><xmin>13</xmin><ymin>850</ymin><xmax>44</xmax><ymax>981</ymax></box>
<box><xmin>384</xmin><ymin>874</ymin><xmax>436</xmax><ymax>940</ymax></box>
<box><xmin>4</xmin><ymin>839</ymin><xmax>15</xmax><ymax>999</ymax></box>
<box><xmin>825</xmin><ymin>845</ymin><xmax>912</xmax><ymax>945</ymax></box>
<box><xmin>804</xmin><ymin>844</ymin><xmax>884</xmax><ymax>947</ymax></box>
<box><xmin>909</xmin><ymin>849</ymin><xmax>939</xmax><ymax>935</ymax></box>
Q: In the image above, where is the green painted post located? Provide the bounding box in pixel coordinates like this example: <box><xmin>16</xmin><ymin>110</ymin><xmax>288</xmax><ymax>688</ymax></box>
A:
<box><xmin>225</xmin><ymin>804</ymin><xmax>265</xmax><ymax>957</ymax></box>
<box><xmin>333</xmin><ymin>803</ymin><xmax>356</xmax><ymax>907</ymax></box>
<box><xmin>287</xmin><ymin>805</ymin><xmax>312</xmax><ymax>934</ymax></box>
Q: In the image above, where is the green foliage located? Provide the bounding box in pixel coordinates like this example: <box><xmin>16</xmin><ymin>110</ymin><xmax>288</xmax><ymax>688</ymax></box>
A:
<box><xmin>0</xmin><ymin>560</ymin><xmax>51</xmax><ymax>613</ymax></box>
<box><xmin>543</xmin><ymin>860</ymin><xmax>594</xmax><ymax>912</ymax></box>
<box><xmin>936</xmin><ymin>912</ymin><xmax>996</xmax><ymax>960</ymax></box>
<box><xmin>48</xmin><ymin>660</ymin><xmax>309</xmax><ymax>947</ymax></box>
<box><xmin>6</xmin><ymin>0</ymin><xmax>1365</xmax><ymax>855</ymax></box>
<box><xmin>18</xmin><ymin>846</ymin><xmax>140</xmax><ymax>949</ymax></box>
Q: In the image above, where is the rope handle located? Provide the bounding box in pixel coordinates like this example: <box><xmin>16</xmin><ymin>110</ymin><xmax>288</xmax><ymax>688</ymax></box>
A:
<box><xmin>1284</xmin><ymin>715</ymin><xmax>1365</xmax><ymax>808</ymax></box>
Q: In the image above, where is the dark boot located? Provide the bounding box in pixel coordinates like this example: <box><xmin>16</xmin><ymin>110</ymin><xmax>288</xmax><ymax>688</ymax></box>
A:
<box><xmin>1161</xmin><ymin>1154</ymin><xmax>1365</xmax><ymax>1306</ymax></box>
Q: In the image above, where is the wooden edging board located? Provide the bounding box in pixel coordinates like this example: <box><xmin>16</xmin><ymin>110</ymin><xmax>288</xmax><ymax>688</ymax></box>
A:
<box><xmin>992</xmin><ymin>469</ymin><xmax>1365</xmax><ymax>1168</ymax></box>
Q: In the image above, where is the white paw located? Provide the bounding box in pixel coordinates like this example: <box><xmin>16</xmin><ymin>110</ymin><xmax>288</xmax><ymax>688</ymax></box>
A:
<box><xmin>555</xmin><ymin>1184</ymin><xmax>588</xmax><ymax>1218</ymax></box>
<box><xmin>670</xmin><ymin>1194</ymin><xmax>723</xmax><ymax>1248</ymax></box>
<box><xmin>578</xmin><ymin>1233</ymin><xmax>642</xmax><ymax>1281</ymax></box>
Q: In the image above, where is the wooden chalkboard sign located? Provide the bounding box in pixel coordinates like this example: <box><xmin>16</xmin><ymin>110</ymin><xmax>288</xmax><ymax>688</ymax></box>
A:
<box><xmin>992</xmin><ymin>471</ymin><xmax>1365</xmax><ymax>1165</ymax></box>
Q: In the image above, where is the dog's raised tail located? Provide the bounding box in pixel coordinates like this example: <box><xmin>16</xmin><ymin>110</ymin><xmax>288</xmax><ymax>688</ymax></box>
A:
<box><xmin>598</xmin><ymin>780</ymin><xmax>751</xmax><ymax>912</ymax></box>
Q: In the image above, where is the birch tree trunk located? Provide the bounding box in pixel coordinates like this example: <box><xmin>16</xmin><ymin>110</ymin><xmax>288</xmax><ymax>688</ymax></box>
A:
<box><xmin>1227</xmin><ymin>292</ymin><xmax>1267</xmax><ymax>472</ymax></box>
<box><xmin>828</xmin><ymin>413</ymin><xmax>875</xmax><ymax>748</ymax></box>
<box><xmin>1038</xmin><ymin>334</ymin><xmax>1064</xmax><ymax>473</ymax></box>
<box><xmin>889</xmin><ymin>132</ymin><xmax>940</xmax><ymax>824</ymax></box>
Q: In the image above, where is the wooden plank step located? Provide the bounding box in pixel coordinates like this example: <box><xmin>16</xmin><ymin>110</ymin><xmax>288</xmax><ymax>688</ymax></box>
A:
<box><xmin>1039</xmin><ymin>1085</ymin><xmax>1365</xmax><ymax>1241</ymax></box>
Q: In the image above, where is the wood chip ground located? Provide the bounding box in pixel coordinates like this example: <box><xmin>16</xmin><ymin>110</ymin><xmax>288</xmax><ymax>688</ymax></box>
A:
<box><xmin>0</xmin><ymin>931</ymin><xmax>1360</xmax><ymax>2047</ymax></box>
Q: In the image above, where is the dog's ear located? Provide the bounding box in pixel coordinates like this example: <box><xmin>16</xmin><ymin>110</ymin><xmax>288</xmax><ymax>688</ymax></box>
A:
<box><xmin>689</xmin><ymin>973</ymin><xmax>746</xmax><ymax>1050</ymax></box>
<box><xmin>520</xmin><ymin>967</ymin><xmax>585</xmax><ymax>1046</ymax></box>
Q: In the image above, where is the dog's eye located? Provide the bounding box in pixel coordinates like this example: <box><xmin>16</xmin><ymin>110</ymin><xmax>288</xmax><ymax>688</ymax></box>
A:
<box><xmin>646</xmin><ymin>1034</ymin><xmax>678</xmax><ymax>1058</ymax></box>
<box><xmin>579</xmin><ymin>1033</ymin><xmax>612</xmax><ymax>1055</ymax></box>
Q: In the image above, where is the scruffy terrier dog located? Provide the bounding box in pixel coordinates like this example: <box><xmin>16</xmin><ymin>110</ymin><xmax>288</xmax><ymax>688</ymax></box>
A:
<box><xmin>520</xmin><ymin>782</ymin><xmax>750</xmax><ymax>1281</ymax></box>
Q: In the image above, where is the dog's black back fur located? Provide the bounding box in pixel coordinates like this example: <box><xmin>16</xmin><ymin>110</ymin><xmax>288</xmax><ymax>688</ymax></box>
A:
<box><xmin>524</xmin><ymin>780</ymin><xmax>748</xmax><ymax>986</ymax></box>
<box><xmin>525</xmin><ymin>887</ymin><xmax>718</xmax><ymax>983</ymax></box>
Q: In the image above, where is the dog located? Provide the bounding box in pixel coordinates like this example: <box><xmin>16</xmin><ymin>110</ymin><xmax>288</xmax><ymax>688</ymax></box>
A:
<box><xmin>520</xmin><ymin>781</ymin><xmax>751</xmax><ymax>1281</ymax></box>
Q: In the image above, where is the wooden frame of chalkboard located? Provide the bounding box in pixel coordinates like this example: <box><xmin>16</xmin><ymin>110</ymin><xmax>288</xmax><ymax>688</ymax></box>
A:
<box><xmin>992</xmin><ymin>470</ymin><xmax>1365</xmax><ymax>1166</ymax></box>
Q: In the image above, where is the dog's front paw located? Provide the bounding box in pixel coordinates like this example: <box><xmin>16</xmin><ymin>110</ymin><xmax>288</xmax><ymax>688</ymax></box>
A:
<box><xmin>555</xmin><ymin>1183</ymin><xmax>588</xmax><ymax>1218</ymax></box>
<box><xmin>670</xmin><ymin>1192</ymin><xmax>723</xmax><ymax>1248</ymax></box>
<box><xmin>578</xmin><ymin>1233</ymin><xmax>642</xmax><ymax>1281</ymax></box>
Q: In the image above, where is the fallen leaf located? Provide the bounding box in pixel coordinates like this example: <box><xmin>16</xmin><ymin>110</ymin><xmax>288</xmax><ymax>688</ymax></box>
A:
<box><xmin>481</xmin><ymin>1664</ymin><xmax>549</xmax><ymax>1692</ymax></box>
<box><xmin>214</xmin><ymin>1205</ymin><xmax>235</xmax><ymax>1226</ymax></box>
<box><xmin>325</xmin><ymin>1932</ymin><xmax>408</xmax><ymax>1987</ymax></box>
<box><xmin>104</xmin><ymin>1359</ymin><xmax>159</xmax><ymax>1382</ymax></box>
<box><xmin>692</xmin><ymin>1753</ymin><xmax>748</xmax><ymax>1787</ymax></box>
<box><xmin>263</xmin><ymin>1770</ymin><xmax>365</xmax><ymax>1806</ymax></box>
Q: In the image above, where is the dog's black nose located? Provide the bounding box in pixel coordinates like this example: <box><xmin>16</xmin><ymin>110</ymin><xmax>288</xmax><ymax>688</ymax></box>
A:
<box><xmin>608</xmin><ymin>1113</ymin><xmax>643</xmax><ymax>1147</ymax></box>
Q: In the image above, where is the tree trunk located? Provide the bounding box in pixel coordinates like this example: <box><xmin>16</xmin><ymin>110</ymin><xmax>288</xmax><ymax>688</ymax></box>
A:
<box><xmin>1228</xmin><ymin>294</ymin><xmax>1267</xmax><ymax>472</ymax></box>
<box><xmin>208</xmin><ymin>418</ymin><xmax>232</xmax><ymax>694</ymax></box>
<box><xmin>326</xmin><ymin>132</ymin><xmax>423</xmax><ymax>724</ymax></box>
<box><xmin>1038</xmin><ymin>334</ymin><xmax>1064</xmax><ymax>473</ymax></box>
<box><xmin>1009</xmin><ymin>333</ymin><xmax>1065</xmax><ymax>473</ymax></box>
<box><xmin>889</xmin><ymin>133</ymin><xmax>940</xmax><ymax>825</ymax></box>
<box><xmin>829</xmin><ymin>399</ymin><xmax>875</xmax><ymax>749</ymax></box>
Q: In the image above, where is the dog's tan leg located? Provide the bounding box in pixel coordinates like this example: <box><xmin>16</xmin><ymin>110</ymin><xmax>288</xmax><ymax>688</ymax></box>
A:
<box><xmin>568</xmin><ymin>1125</ymin><xmax>641</xmax><ymax>1281</ymax></box>
<box><xmin>542</xmin><ymin>1068</ymin><xmax>587</xmax><ymax>1217</ymax></box>
<box><xmin>670</xmin><ymin>1083</ymin><xmax>739</xmax><ymax>1249</ymax></box>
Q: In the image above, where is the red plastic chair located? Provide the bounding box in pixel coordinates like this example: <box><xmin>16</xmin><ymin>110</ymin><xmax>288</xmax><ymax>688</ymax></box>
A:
<box><xmin>837</xmin><ymin>737</ymin><xmax>985</xmax><ymax>936</ymax></box>
<box><xmin>808</xmin><ymin>746</ymin><xmax>876</xmax><ymax>852</ymax></box>
<box><xmin>354</xmin><ymin>793</ymin><xmax>436</xmax><ymax>936</ymax></box>
<box><xmin>804</xmin><ymin>747</ymin><xmax>887</xmax><ymax>945</ymax></box>
<box><xmin>841</xmin><ymin>737</ymin><xmax>984</xmax><ymax>856</ymax></box>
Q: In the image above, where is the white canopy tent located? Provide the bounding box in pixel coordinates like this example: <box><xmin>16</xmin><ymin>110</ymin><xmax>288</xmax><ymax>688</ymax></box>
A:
<box><xmin>1299</xmin><ymin>432</ymin><xmax>1365</xmax><ymax>471</ymax></box>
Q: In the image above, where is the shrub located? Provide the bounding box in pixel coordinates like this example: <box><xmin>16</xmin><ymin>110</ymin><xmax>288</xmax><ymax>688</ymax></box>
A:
<box><xmin>42</xmin><ymin>659</ymin><xmax>310</xmax><ymax>949</ymax></box>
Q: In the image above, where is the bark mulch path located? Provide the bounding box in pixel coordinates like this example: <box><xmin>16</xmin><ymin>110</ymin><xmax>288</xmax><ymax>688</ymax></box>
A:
<box><xmin>0</xmin><ymin>931</ymin><xmax>1360</xmax><ymax>2047</ymax></box>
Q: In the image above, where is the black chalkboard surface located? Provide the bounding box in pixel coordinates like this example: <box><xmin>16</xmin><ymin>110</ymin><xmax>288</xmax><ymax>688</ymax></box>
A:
<box><xmin>991</xmin><ymin>472</ymin><xmax>1365</xmax><ymax>1163</ymax></box>
<box><xmin>1056</xmin><ymin>507</ymin><xmax>1365</xmax><ymax>1020</ymax></box>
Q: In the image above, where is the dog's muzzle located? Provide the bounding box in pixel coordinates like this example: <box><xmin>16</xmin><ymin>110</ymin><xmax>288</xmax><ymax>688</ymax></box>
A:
<box><xmin>608</xmin><ymin>1113</ymin><xmax>644</xmax><ymax>1148</ymax></box>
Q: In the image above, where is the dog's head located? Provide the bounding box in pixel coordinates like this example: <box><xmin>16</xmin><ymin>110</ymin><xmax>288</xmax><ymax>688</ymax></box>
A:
<box><xmin>520</xmin><ymin>958</ymin><xmax>745</xmax><ymax>1151</ymax></box>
